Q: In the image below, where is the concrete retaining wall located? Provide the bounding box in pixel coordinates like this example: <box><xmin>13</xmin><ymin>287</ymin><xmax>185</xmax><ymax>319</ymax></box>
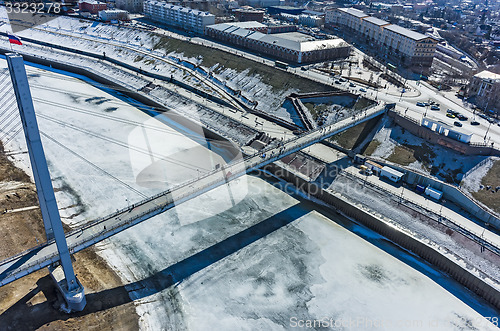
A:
<box><xmin>366</xmin><ymin>157</ymin><xmax>500</xmax><ymax>231</ymax></box>
<box><xmin>388</xmin><ymin>110</ymin><xmax>500</xmax><ymax>156</ymax></box>
<box><xmin>263</xmin><ymin>162</ymin><xmax>500</xmax><ymax>310</ymax></box>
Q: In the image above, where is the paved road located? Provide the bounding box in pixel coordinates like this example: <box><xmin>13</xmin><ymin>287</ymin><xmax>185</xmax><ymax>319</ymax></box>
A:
<box><xmin>0</xmin><ymin>104</ymin><xmax>386</xmax><ymax>287</ymax></box>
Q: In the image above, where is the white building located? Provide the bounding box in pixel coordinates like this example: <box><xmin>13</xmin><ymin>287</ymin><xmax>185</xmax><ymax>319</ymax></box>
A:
<box><xmin>467</xmin><ymin>71</ymin><xmax>500</xmax><ymax>113</ymax></box>
<box><xmin>115</xmin><ymin>0</ymin><xmax>142</xmax><ymax>13</ymax></box>
<box><xmin>326</xmin><ymin>7</ymin><xmax>438</xmax><ymax>68</ymax></box>
<box><xmin>360</xmin><ymin>16</ymin><xmax>389</xmax><ymax>42</ymax></box>
<box><xmin>99</xmin><ymin>9</ymin><xmax>130</xmax><ymax>21</ymax></box>
<box><xmin>143</xmin><ymin>1</ymin><xmax>215</xmax><ymax>34</ymax></box>
<box><xmin>298</xmin><ymin>14</ymin><xmax>323</xmax><ymax>27</ymax></box>
<box><xmin>421</xmin><ymin>118</ymin><xmax>472</xmax><ymax>143</ymax></box>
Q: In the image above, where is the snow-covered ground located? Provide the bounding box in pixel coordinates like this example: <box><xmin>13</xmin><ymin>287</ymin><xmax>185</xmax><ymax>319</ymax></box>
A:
<box><xmin>368</xmin><ymin>117</ymin><xmax>487</xmax><ymax>183</ymax></box>
<box><xmin>461</xmin><ymin>157</ymin><xmax>497</xmax><ymax>193</ymax></box>
<box><xmin>1</xmin><ymin>53</ymin><xmax>499</xmax><ymax>330</ymax></box>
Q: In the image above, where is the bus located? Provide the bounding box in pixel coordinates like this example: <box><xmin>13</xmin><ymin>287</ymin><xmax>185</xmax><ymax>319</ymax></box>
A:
<box><xmin>275</xmin><ymin>61</ymin><xmax>289</xmax><ymax>69</ymax></box>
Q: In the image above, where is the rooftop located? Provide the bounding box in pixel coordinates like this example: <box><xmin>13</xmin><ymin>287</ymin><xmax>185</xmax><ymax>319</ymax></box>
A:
<box><xmin>363</xmin><ymin>16</ymin><xmax>390</xmax><ymax>26</ymax></box>
<box><xmin>233</xmin><ymin>8</ymin><xmax>265</xmax><ymax>13</ymax></box>
<box><xmin>269</xmin><ymin>5</ymin><xmax>304</xmax><ymax>10</ymax></box>
<box><xmin>207</xmin><ymin>23</ymin><xmax>348</xmax><ymax>52</ymax></box>
<box><xmin>226</xmin><ymin>21</ymin><xmax>267</xmax><ymax>29</ymax></box>
<box><xmin>270</xmin><ymin>31</ymin><xmax>315</xmax><ymax>42</ymax></box>
<box><xmin>99</xmin><ymin>9</ymin><xmax>128</xmax><ymax>12</ymax></box>
<box><xmin>80</xmin><ymin>0</ymin><xmax>106</xmax><ymax>4</ymax></box>
<box><xmin>338</xmin><ymin>7</ymin><xmax>369</xmax><ymax>18</ymax></box>
<box><xmin>145</xmin><ymin>1</ymin><xmax>214</xmax><ymax>16</ymax></box>
<box><xmin>384</xmin><ymin>24</ymin><xmax>430</xmax><ymax>41</ymax></box>
<box><xmin>474</xmin><ymin>70</ymin><xmax>500</xmax><ymax>82</ymax></box>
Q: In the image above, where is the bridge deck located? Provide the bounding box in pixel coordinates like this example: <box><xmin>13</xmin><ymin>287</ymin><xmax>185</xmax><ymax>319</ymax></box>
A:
<box><xmin>0</xmin><ymin>105</ymin><xmax>386</xmax><ymax>286</ymax></box>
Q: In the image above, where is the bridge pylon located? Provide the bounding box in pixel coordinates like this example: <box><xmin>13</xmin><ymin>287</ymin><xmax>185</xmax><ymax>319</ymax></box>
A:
<box><xmin>6</xmin><ymin>53</ymin><xmax>86</xmax><ymax>312</ymax></box>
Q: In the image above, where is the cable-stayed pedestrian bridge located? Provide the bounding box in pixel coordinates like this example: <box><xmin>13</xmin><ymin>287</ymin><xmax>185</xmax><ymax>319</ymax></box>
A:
<box><xmin>0</xmin><ymin>103</ymin><xmax>386</xmax><ymax>288</ymax></box>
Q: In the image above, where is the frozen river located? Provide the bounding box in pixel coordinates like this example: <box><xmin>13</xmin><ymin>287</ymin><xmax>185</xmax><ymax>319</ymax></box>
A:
<box><xmin>0</xmin><ymin>57</ymin><xmax>498</xmax><ymax>330</ymax></box>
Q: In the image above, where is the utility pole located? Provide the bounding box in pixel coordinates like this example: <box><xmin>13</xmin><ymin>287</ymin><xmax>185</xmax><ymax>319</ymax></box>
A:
<box><xmin>6</xmin><ymin>53</ymin><xmax>86</xmax><ymax>312</ymax></box>
<box><xmin>484</xmin><ymin>121</ymin><xmax>492</xmax><ymax>141</ymax></box>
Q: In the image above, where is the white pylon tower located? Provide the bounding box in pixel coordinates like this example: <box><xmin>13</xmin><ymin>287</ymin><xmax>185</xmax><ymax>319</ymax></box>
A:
<box><xmin>6</xmin><ymin>53</ymin><xmax>86</xmax><ymax>312</ymax></box>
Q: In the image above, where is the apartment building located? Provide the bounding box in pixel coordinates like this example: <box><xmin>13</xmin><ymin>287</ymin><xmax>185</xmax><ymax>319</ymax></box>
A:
<box><xmin>115</xmin><ymin>0</ymin><xmax>143</xmax><ymax>13</ymax></box>
<box><xmin>327</xmin><ymin>7</ymin><xmax>438</xmax><ymax>68</ymax></box>
<box><xmin>467</xmin><ymin>71</ymin><xmax>500</xmax><ymax>113</ymax></box>
<box><xmin>143</xmin><ymin>1</ymin><xmax>215</xmax><ymax>34</ymax></box>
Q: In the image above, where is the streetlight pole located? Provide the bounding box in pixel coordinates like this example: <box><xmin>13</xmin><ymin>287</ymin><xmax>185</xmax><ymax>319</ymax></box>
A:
<box><xmin>484</xmin><ymin>121</ymin><xmax>492</xmax><ymax>141</ymax></box>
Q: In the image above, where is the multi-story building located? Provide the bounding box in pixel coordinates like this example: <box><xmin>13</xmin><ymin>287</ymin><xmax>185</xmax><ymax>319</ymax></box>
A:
<box><xmin>326</xmin><ymin>7</ymin><xmax>439</xmax><ymax>68</ymax></box>
<box><xmin>332</xmin><ymin>7</ymin><xmax>367</xmax><ymax>30</ymax></box>
<box><xmin>234</xmin><ymin>8</ymin><xmax>265</xmax><ymax>22</ymax></box>
<box><xmin>381</xmin><ymin>25</ymin><xmax>437</xmax><ymax>67</ymax></box>
<box><xmin>298</xmin><ymin>14</ymin><xmax>323</xmax><ymax>27</ymax></box>
<box><xmin>467</xmin><ymin>71</ymin><xmax>500</xmax><ymax>113</ymax></box>
<box><xmin>99</xmin><ymin>9</ymin><xmax>130</xmax><ymax>21</ymax></box>
<box><xmin>360</xmin><ymin>16</ymin><xmax>389</xmax><ymax>42</ymax></box>
<box><xmin>143</xmin><ymin>1</ymin><xmax>216</xmax><ymax>34</ymax></box>
<box><xmin>115</xmin><ymin>0</ymin><xmax>143</xmax><ymax>13</ymax></box>
<box><xmin>205</xmin><ymin>22</ymin><xmax>350</xmax><ymax>63</ymax></box>
<box><xmin>79</xmin><ymin>0</ymin><xmax>107</xmax><ymax>14</ymax></box>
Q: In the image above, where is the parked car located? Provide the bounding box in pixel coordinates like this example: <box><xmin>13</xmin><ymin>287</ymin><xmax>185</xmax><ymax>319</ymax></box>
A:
<box><xmin>457</xmin><ymin>114</ymin><xmax>468</xmax><ymax>121</ymax></box>
<box><xmin>430</xmin><ymin>105</ymin><xmax>440</xmax><ymax>111</ymax></box>
<box><xmin>339</xmin><ymin>78</ymin><xmax>347</xmax><ymax>82</ymax></box>
<box><xmin>359</xmin><ymin>88</ymin><xmax>367</xmax><ymax>92</ymax></box>
<box><xmin>479</xmin><ymin>114</ymin><xmax>488</xmax><ymax>119</ymax></box>
<box><xmin>416</xmin><ymin>102</ymin><xmax>425</xmax><ymax>107</ymax></box>
<box><xmin>471</xmin><ymin>121</ymin><xmax>480</xmax><ymax>125</ymax></box>
<box><xmin>446</xmin><ymin>109</ymin><xmax>455</xmax><ymax>114</ymax></box>
<box><xmin>446</xmin><ymin>113</ymin><xmax>456</xmax><ymax>118</ymax></box>
<box><xmin>349</xmin><ymin>83</ymin><xmax>356</xmax><ymax>87</ymax></box>
<box><xmin>335</xmin><ymin>80</ymin><xmax>341</xmax><ymax>84</ymax></box>
<box><xmin>300</xmin><ymin>67</ymin><xmax>307</xmax><ymax>71</ymax></box>
<box><xmin>454</xmin><ymin>121</ymin><xmax>462</xmax><ymax>127</ymax></box>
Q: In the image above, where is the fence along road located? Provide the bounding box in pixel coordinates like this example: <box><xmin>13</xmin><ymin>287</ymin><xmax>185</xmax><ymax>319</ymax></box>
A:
<box><xmin>0</xmin><ymin>104</ymin><xmax>387</xmax><ymax>287</ymax></box>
